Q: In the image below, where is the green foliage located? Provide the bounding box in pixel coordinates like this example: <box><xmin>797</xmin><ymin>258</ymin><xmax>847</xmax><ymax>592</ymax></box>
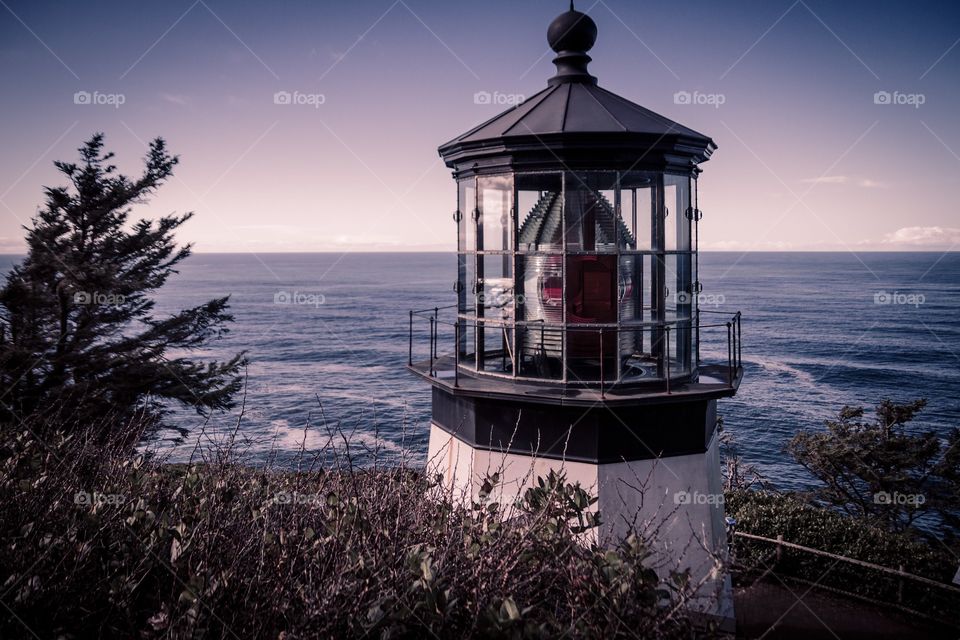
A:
<box><xmin>786</xmin><ymin>399</ymin><xmax>960</xmax><ymax>537</ymax></box>
<box><xmin>0</xmin><ymin>133</ymin><xmax>244</xmax><ymax>434</ymax></box>
<box><xmin>726</xmin><ymin>489</ymin><xmax>957</xmax><ymax>619</ymax></box>
<box><xmin>0</xmin><ymin>420</ymin><xmax>700</xmax><ymax>639</ymax></box>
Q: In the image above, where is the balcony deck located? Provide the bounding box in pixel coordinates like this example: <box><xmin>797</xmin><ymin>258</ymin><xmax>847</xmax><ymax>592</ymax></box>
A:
<box><xmin>408</xmin><ymin>355</ymin><xmax>741</xmax><ymax>407</ymax></box>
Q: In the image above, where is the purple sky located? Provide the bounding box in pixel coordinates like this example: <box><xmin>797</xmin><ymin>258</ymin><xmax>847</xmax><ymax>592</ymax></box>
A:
<box><xmin>1</xmin><ymin>0</ymin><xmax>959</xmax><ymax>252</ymax></box>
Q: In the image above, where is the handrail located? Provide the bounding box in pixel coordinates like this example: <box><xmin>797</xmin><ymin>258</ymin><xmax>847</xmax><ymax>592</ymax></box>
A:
<box><xmin>732</xmin><ymin>531</ymin><xmax>960</xmax><ymax>596</ymax></box>
<box><xmin>407</xmin><ymin>306</ymin><xmax>742</xmax><ymax>388</ymax></box>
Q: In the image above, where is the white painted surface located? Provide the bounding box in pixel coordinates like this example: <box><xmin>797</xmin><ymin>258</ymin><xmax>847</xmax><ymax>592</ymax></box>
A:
<box><xmin>426</xmin><ymin>401</ymin><xmax>733</xmax><ymax>625</ymax></box>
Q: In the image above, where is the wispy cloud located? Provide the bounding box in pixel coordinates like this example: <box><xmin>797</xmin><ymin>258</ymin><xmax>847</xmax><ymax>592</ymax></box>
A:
<box><xmin>801</xmin><ymin>175</ymin><xmax>848</xmax><ymax>185</ymax></box>
<box><xmin>880</xmin><ymin>226</ymin><xmax>960</xmax><ymax>247</ymax></box>
<box><xmin>160</xmin><ymin>93</ymin><xmax>190</xmax><ymax>106</ymax></box>
<box><xmin>800</xmin><ymin>175</ymin><xmax>886</xmax><ymax>188</ymax></box>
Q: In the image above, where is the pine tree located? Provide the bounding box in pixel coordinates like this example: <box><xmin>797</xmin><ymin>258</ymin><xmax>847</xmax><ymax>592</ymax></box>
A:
<box><xmin>0</xmin><ymin>133</ymin><xmax>244</xmax><ymax>435</ymax></box>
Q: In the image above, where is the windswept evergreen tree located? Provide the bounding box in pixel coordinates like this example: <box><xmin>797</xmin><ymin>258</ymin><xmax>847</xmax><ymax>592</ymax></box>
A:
<box><xmin>788</xmin><ymin>399</ymin><xmax>960</xmax><ymax>539</ymax></box>
<box><xmin>0</xmin><ymin>133</ymin><xmax>244</xmax><ymax>435</ymax></box>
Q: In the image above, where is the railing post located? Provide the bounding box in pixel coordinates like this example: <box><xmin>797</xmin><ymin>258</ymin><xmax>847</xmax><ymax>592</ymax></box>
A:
<box><xmin>454</xmin><ymin>319</ymin><xmax>460</xmax><ymax>388</ymax></box>
<box><xmin>665</xmin><ymin>325</ymin><xmax>671</xmax><ymax>394</ymax></box>
<box><xmin>408</xmin><ymin>310</ymin><xmax>413</xmax><ymax>366</ymax></box>
<box><xmin>776</xmin><ymin>534</ymin><xmax>783</xmax><ymax>564</ymax></box>
<box><xmin>737</xmin><ymin>312</ymin><xmax>742</xmax><ymax>369</ymax></box>
<box><xmin>898</xmin><ymin>564</ymin><xmax>904</xmax><ymax>603</ymax></box>
<box><xmin>727</xmin><ymin>322</ymin><xmax>733</xmax><ymax>385</ymax></box>
<box><xmin>429</xmin><ymin>316</ymin><xmax>435</xmax><ymax>377</ymax></box>
<box><xmin>600</xmin><ymin>329</ymin><xmax>605</xmax><ymax>400</ymax></box>
<box><xmin>696</xmin><ymin>309</ymin><xmax>701</xmax><ymax>369</ymax></box>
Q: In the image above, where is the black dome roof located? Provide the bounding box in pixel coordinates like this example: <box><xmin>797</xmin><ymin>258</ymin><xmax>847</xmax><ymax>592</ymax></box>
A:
<box><xmin>438</xmin><ymin>8</ymin><xmax>715</xmax><ymax>175</ymax></box>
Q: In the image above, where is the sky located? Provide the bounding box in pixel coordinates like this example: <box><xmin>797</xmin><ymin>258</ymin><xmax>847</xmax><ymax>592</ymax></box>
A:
<box><xmin>0</xmin><ymin>0</ymin><xmax>958</xmax><ymax>253</ymax></box>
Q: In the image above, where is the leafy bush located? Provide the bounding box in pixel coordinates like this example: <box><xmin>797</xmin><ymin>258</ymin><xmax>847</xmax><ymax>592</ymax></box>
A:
<box><xmin>726</xmin><ymin>489</ymin><xmax>958</xmax><ymax>620</ymax></box>
<box><xmin>0</xmin><ymin>417</ymin><xmax>703</xmax><ymax>639</ymax></box>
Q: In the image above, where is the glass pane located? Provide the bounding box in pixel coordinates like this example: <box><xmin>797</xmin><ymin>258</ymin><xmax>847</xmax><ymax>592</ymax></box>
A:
<box><xmin>690</xmin><ymin>177</ymin><xmax>699</xmax><ymax>252</ymax></box>
<box><xmin>564</xmin><ymin>172</ymin><xmax>619</xmax><ymax>253</ymax></box>
<box><xmin>566</xmin><ymin>255</ymin><xmax>617</xmax><ymax>324</ymax></box>
<box><xmin>675</xmin><ymin>252</ymin><xmax>693</xmax><ymax>321</ymax></box>
<box><xmin>566</xmin><ymin>326</ymin><xmax>615</xmax><ymax>383</ymax></box>
<box><xmin>619</xmin><ymin>254</ymin><xmax>653</xmax><ymax>323</ymax></box>
<box><xmin>457</xmin><ymin>253</ymin><xmax>468</xmax><ymax>315</ymax></box>
<box><xmin>517</xmin><ymin>324</ymin><xmax>562</xmax><ymax>379</ymax></box>
<box><xmin>479</xmin><ymin>175</ymin><xmax>513</xmax><ymax>252</ymax></box>
<box><xmin>673</xmin><ymin>319</ymin><xmax>693</xmax><ymax>376</ymax></box>
<box><xmin>517</xmin><ymin>173</ymin><xmax>563</xmax><ymax>252</ymax></box>
<box><xmin>478</xmin><ymin>321</ymin><xmax>512</xmax><ymax>373</ymax></box>
<box><xmin>459</xmin><ymin>319</ymin><xmax>476</xmax><ymax>369</ymax></box>
<box><xmin>664</xmin><ymin>174</ymin><xmax>690</xmax><ymax>252</ymax></box>
<box><xmin>460</xmin><ymin>253</ymin><xmax>476</xmax><ymax>317</ymax></box>
<box><xmin>664</xmin><ymin>253</ymin><xmax>678</xmax><ymax>316</ymax></box>
<box><xmin>458</xmin><ymin>179</ymin><xmax>477</xmax><ymax>252</ymax></box>
<box><xmin>480</xmin><ymin>253</ymin><xmax>515</xmax><ymax>322</ymax></box>
<box><xmin>517</xmin><ymin>255</ymin><xmax>563</xmax><ymax>324</ymax></box>
<box><xmin>620</xmin><ymin>172</ymin><xmax>656</xmax><ymax>251</ymax></box>
<box><xmin>620</xmin><ymin>326</ymin><xmax>659</xmax><ymax>381</ymax></box>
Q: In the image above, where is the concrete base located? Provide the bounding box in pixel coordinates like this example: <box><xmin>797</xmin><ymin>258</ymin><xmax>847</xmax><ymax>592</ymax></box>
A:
<box><xmin>426</xmin><ymin>422</ymin><xmax>734</xmax><ymax>627</ymax></box>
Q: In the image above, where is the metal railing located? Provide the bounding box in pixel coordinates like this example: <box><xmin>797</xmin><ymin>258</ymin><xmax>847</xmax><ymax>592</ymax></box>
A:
<box><xmin>408</xmin><ymin>305</ymin><xmax>742</xmax><ymax>393</ymax></box>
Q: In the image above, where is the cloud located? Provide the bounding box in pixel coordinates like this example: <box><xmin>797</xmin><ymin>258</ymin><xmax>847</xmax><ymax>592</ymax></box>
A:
<box><xmin>880</xmin><ymin>226</ymin><xmax>960</xmax><ymax>247</ymax></box>
<box><xmin>801</xmin><ymin>175</ymin><xmax>848</xmax><ymax>185</ymax></box>
<box><xmin>799</xmin><ymin>176</ymin><xmax>887</xmax><ymax>188</ymax></box>
<box><xmin>0</xmin><ymin>237</ymin><xmax>26</xmax><ymax>253</ymax></box>
<box><xmin>160</xmin><ymin>93</ymin><xmax>190</xmax><ymax>106</ymax></box>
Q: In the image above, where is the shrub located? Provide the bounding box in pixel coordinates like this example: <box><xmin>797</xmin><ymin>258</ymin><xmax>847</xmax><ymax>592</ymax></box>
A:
<box><xmin>0</xmin><ymin>417</ymin><xmax>702</xmax><ymax>639</ymax></box>
<box><xmin>726</xmin><ymin>489</ymin><xmax>957</xmax><ymax>620</ymax></box>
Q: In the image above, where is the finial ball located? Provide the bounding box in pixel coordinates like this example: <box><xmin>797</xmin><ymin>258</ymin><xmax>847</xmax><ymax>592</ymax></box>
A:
<box><xmin>547</xmin><ymin>8</ymin><xmax>597</xmax><ymax>53</ymax></box>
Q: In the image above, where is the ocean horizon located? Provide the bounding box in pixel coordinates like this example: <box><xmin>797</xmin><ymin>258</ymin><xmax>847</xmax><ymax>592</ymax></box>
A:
<box><xmin>2</xmin><ymin>250</ymin><xmax>957</xmax><ymax>492</ymax></box>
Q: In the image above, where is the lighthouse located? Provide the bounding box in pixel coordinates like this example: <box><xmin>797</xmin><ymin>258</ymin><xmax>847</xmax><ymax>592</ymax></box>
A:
<box><xmin>408</xmin><ymin>4</ymin><xmax>742</xmax><ymax>625</ymax></box>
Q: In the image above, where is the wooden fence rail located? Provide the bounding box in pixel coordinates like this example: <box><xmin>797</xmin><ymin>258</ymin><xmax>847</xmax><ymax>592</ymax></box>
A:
<box><xmin>732</xmin><ymin>530</ymin><xmax>960</xmax><ymax>598</ymax></box>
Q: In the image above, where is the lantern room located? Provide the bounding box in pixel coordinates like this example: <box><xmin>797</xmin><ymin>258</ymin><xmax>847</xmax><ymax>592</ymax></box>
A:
<box><xmin>439</xmin><ymin>7</ymin><xmax>721</xmax><ymax>389</ymax></box>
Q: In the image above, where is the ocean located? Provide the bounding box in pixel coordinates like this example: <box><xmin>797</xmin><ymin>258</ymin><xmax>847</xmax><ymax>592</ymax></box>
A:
<box><xmin>2</xmin><ymin>252</ymin><xmax>958</xmax><ymax>491</ymax></box>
